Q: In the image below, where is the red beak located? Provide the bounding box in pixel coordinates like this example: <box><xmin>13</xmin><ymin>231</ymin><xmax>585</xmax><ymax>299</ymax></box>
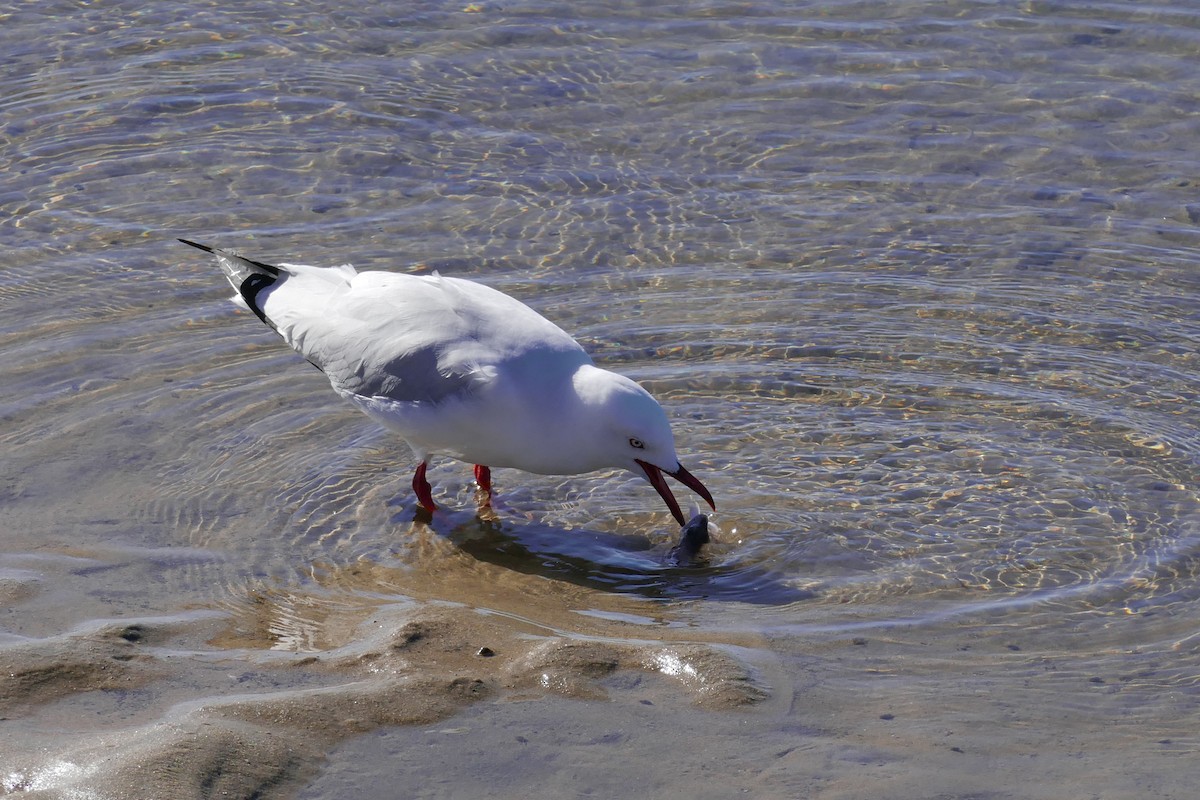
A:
<box><xmin>636</xmin><ymin>459</ymin><xmax>716</xmax><ymax>526</ymax></box>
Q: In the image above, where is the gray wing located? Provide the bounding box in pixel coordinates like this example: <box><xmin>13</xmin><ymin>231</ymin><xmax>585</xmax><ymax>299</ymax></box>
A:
<box><xmin>327</xmin><ymin>343</ymin><xmax>477</xmax><ymax>404</ymax></box>
<box><xmin>273</xmin><ymin>271</ymin><xmax>588</xmax><ymax>406</ymax></box>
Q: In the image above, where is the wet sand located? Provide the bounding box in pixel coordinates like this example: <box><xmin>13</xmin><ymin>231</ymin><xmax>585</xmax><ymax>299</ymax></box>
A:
<box><xmin>5</xmin><ymin>529</ymin><xmax>1199</xmax><ymax>799</ymax></box>
<box><xmin>0</xmin><ymin>532</ymin><xmax>772</xmax><ymax>800</ymax></box>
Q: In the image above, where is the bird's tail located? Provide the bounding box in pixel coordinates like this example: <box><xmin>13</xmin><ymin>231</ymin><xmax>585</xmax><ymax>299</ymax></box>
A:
<box><xmin>178</xmin><ymin>239</ymin><xmax>281</xmax><ymax>328</ymax></box>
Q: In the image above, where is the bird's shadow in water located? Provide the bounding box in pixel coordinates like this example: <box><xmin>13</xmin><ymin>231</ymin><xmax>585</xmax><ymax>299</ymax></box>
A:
<box><xmin>403</xmin><ymin>508</ymin><xmax>814</xmax><ymax>605</ymax></box>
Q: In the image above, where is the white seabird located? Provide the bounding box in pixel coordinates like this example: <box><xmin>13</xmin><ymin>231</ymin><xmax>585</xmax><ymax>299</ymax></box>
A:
<box><xmin>180</xmin><ymin>240</ymin><xmax>715</xmax><ymax>525</ymax></box>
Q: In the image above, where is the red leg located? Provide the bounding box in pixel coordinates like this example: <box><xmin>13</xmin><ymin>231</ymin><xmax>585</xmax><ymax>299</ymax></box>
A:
<box><xmin>412</xmin><ymin>461</ymin><xmax>437</xmax><ymax>512</ymax></box>
<box><xmin>473</xmin><ymin>464</ymin><xmax>493</xmax><ymax>503</ymax></box>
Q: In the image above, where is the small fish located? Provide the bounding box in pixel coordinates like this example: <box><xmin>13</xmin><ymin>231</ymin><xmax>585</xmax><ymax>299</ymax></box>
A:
<box><xmin>666</xmin><ymin>513</ymin><xmax>711</xmax><ymax>566</ymax></box>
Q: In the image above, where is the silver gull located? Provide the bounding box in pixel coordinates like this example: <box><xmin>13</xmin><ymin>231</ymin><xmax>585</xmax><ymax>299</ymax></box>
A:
<box><xmin>180</xmin><ymin>240</ymin><xmax>715</xmax><ymax>525</ymax></box>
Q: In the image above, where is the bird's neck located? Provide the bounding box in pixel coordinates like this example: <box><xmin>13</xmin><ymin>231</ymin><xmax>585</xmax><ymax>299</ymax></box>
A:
<box><xmin>570</xmin><ymin>363</ymin><xmax>618</xmax><ymax>407</ymax></box>
<box><xmin>479</xmin><ymin>364</ymin><xmax>615</xmax><ymax>475</ymax></box>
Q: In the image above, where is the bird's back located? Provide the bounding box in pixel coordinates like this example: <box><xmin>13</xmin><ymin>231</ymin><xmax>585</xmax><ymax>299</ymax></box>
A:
<box><xmin>260</xmin><ymin>267</ymin><xmax>588</xmax><ymax>405</ymax></box>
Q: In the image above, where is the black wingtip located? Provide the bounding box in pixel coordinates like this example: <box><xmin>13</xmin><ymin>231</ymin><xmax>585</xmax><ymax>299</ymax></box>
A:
<box><xmin>178</xmin><ymin>238</ymin><xmax>281</xmax><ymax>276</ymax></box>
<box><xmin>178</xmin><ymin>238</ymin><xmax>215</xmax><ymax>253</ymax></box>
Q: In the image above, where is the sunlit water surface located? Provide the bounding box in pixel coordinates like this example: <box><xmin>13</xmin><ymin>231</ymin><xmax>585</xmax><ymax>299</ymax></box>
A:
<box><xmin>3</xmin><ymin>0</ymin><xmax>1200</xmax><ymax>795</ymax></box>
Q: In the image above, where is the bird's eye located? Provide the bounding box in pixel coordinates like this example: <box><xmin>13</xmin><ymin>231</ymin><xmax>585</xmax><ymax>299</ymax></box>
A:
<box><xmin>629</xmin><ymin>437</ymin><xmax>645</xmax><ymax>449</ymax></box>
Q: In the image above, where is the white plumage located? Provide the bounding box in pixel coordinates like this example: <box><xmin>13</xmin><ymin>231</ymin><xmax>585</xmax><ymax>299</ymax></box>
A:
<box><xmin>181</xmin><ymin>240</ymin><xmax>714</xmax><ymax>524</ymax></box>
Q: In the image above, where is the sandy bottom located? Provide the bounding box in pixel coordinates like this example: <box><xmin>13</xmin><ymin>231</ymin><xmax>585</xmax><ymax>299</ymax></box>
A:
<box><xmin>4</xmin><ymin>568</ymin><xmax>1198</xmax><ymax>800</ymax></box>
<box><xmin>0</xmin><ymin>613</ymin><xmax>770</xmax><ymax>799</ymax></box>
<box><xmin>0</xmin><ymin>541</ymin><xmax>774</xmax><ymax>800</ymax></box>
<box><xmin>2</xmin><ymin>512</ymin><xmax>1198</xmax><ymax>800</ymax></box>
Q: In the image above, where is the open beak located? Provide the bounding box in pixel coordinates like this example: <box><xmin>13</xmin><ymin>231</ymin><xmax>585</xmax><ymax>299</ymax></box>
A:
<box><xmin>636</xmin><ymin>459</ymin><xmax>716</xmax><ymax>526</ymax></box>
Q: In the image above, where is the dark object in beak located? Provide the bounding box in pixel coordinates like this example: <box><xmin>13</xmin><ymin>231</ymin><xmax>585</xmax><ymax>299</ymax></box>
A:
<box><xmin>667</xmin><ymin>513</ymin><xmax>711</xmax><ymax>566</ymax></box>
<box><xmin>636</xmin><ymin>459</ymin><xmax>716</xmax><ymax>527</ymax></box>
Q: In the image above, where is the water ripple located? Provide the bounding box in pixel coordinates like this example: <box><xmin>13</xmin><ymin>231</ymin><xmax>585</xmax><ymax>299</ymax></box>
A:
<box><xmin>2</xmin><ymin>0</ymin><xmax>1199</xmax><ymax>643</ymax></box>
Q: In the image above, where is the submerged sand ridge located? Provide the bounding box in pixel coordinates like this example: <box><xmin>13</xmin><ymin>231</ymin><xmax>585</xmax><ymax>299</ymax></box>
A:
<box><xmin>0</xmin><ymin>528</ymin><xmax>772</xmax><ymax>800</ymax></box>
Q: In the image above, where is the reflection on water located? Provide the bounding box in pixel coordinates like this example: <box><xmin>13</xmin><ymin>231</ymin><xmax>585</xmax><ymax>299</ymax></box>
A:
<box><xmin>4</xmin><ymin>0</ymin><xmax>1200</xmax><ymax>793</ymax></box>
<box><xmin>3</xmin><ymin>0</ymin><xmax>1199</xmax><ymax>627</ymax></box>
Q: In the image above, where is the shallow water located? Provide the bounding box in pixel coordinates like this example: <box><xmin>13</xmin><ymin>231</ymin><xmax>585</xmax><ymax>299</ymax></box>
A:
<box><xmin>4</xmin><ymin>0</ymin><xmax>1200</xmax><ymax>797</ymax></box>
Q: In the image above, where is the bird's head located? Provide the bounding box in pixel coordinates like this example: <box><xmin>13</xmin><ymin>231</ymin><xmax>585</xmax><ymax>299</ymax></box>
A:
<box><xmin>574</xmin><ymin>366</ymin><xmax>715</xmax><ymax>526</ymax></box>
